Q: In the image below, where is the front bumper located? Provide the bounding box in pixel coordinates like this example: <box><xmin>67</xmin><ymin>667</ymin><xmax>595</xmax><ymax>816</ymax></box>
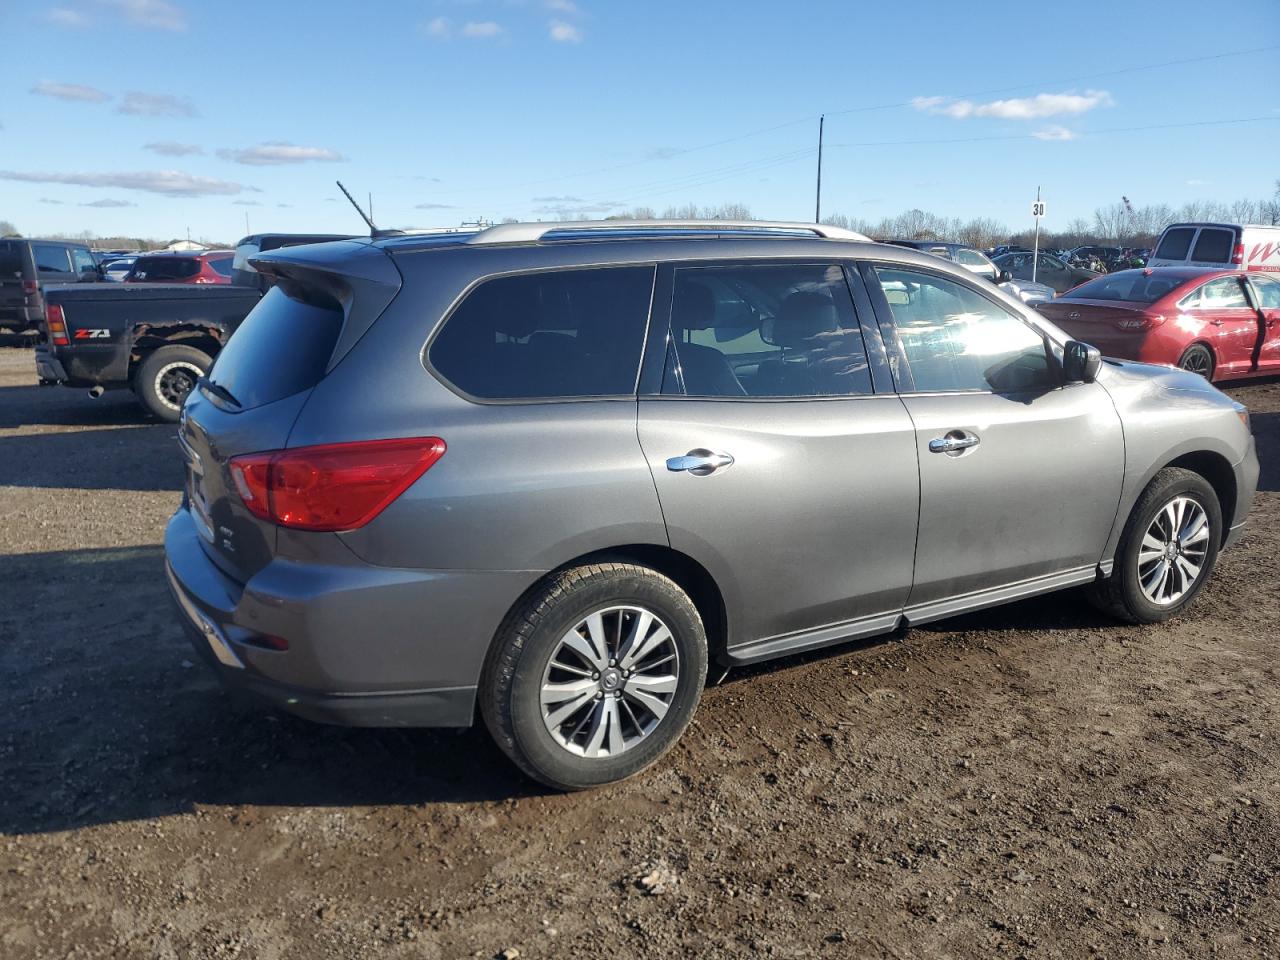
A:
<box><xmin>164</xmin><ymin>508</ymin><xmax>537</xmax><ymax>728</ymax></box>
<box><xmin>1223</xmin><ymin>435</ymin><xmax>1260</xmax><ymax>552</ymax></box>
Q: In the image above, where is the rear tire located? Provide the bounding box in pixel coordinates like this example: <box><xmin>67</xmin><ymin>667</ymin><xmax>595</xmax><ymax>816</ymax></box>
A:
<box><xmin>1085</xmin><ymin>467</ymin><xmax>1221</xmax><ymax>624</ymax></box>
<box><xmin>480</xmin><ymin>562</ymin><xmax>708</xmax><ymax>791</ymax></box>
<box><xmin>133</xmin><ymin>345</ymin><xmax>211</xmax><ymax>422</ymax></box>
<box><xmin>1177</xmin><ymin>343</ymin><xmax>1214</xmax><ymax>380</ymax></box>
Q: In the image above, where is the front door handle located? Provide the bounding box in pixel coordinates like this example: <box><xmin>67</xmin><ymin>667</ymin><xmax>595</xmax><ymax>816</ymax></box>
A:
<box><xmin>928</xmin><ymin>432</ymin><xmax>980</xmax><ymax>455</ymax></box>
<box><xmin>667</xmin><ymin>449</ymin><xmax>734</xmax><ymax>476</ymax></box>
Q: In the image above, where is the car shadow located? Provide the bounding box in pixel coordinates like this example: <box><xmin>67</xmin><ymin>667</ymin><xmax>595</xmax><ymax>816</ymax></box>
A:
<box><xmin>1250</xmin><ymin>411</ymin><xmax>1278</xmax><ymax>492</ymax></box>
<box><xmin>0</xmin><ymin>422</ymin><xmax>183</xmax><ymax>491</ymax></box>
<box><xmin>0</xmin><ymin>544</ymin><xmax>546</xmax><ymax>837</ymax></box>
<box><xmin>0</xmin><ymin>383</ymin><xmax>155</xmax><ymax>429</ymax></box>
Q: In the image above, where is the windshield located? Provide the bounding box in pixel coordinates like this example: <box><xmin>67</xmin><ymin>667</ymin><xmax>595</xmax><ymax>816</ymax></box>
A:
<box><xmin>1059</xmin><ymin>272</ymin><xmax>1189</xmax><ymax>304</ymax></box>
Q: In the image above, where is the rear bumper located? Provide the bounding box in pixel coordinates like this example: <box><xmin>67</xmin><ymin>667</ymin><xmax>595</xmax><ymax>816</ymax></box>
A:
<box><xmin>164</xmin><ymin>507</ymin><xmax>536</xmax><ymax>728</ymax></box>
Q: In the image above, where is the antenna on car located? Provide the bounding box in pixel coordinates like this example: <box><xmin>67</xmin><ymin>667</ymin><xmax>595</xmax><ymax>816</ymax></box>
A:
<box><xmin>336</xmin><ymin>180</ymin><xmax>377</xmax><ymax>235</ymax></box>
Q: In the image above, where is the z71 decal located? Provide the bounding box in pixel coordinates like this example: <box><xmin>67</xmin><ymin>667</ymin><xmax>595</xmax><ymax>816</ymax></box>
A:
<box><xmin>73</xmin><ymin>329</ymin><xmax>111</xmax><ymax>340</ymax></box>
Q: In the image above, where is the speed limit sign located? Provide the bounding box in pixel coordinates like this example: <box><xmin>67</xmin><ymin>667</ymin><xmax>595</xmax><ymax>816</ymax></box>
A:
<box><xmin>1031</xmin><ymin>200</ymin><xmax>1046</xmax><ymax>218</ymax></box>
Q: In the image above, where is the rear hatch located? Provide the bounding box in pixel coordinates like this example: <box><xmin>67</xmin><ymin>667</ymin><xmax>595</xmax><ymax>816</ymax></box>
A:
<box><xmin>177</xmin><ymin>240</ymin><xmax>398</xmax><ymax>584</ymax></box>
<box><xmin>0</xmin><ymin>240</ymin><xmax>35</xmax><ymax>324</ymax></box>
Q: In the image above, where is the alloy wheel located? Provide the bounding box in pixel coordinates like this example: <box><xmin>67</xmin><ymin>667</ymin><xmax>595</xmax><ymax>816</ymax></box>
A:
<box><xmin>1137</xmin><ymin>496</ymin><xmax>1211</xmax><ymax>605</ymax></box>
<box><xmin>539</xmin><ymin>605</ymin><xmax>679</xmax><ymax>758</ymax></box>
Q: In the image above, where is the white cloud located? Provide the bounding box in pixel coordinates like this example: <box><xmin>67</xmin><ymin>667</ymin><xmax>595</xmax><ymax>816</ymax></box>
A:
<box><xmin>217</xmin><ymin>142</ymin><xmax>345</xmax><ymax>165</ymax></box>
<box><xmin>31</xmin><ymin>81</ymin><xmax>110</xmax><ymax>103</ymax></box>
<box><xmin>1185</xmin><ymin>178</ymin><xmax>1210</xmax><ymax>186</ymax></box>
<box><xmin>48</xmin><ymin>8</ymin><xmax>89</xmax><ymax>27</ymax></box>
<box><xmin>914</xmin><ymin>89</ymin><xmax>1113</xmax><ymax>121</ymax></box>
<box><xmin>81</xmin><ymin>198</ymin><xmax>134</xmax><ymax>207</ymax></box>
<box><xmin>546</xmin><ymin>0</ymin><xmax>578</xmax><ymax>12</ymax></box>
<box><xmin>532</xmin><ymin>194</ymin><xmax>584</xmax><ymax>203</ymax></box>
<box><xmin>423</xmin><ymin>16</ymin><xmax>451</xmax><ymax>37</ymax></box>
<box><xmin>39</xmin><ymin>198</ymin><xmax>65</xmax><ymax>205</ymax></box>
<box><xmin>144</xmin><ymin>140</ymin><xmax>202</xmax><ymax>156</ymax></box>
<box><xmin>415</xmin><ymin>202</ymin><xmax>458</xmax><ymax>209</ymax></box>
<box><xmin>0</xmin><ymin>169</ymin><xmax>250</xmax><ymax>197</ymax></box>
<box><xmin>98</xmin><ymin>0</ymin><xmax>186</xmax><ymax>31</ymax></box>
<box><xmin>461</xmin><ymin>20</ymin><xmax>503</xmax><ymax>38</ymax></box>
<box><xmin>549</xmin><ymin>19</ymin><xmax>583</xmax><ymax>42</ymax></box>
<box><xmin>118</xmin><ymin>91</ymin><xmax>198</xmax><ymax>117</ymax></box>
<box><xmin>1031</xmin><ymin>125</ymin><xmax>1077</xmax><ymax>141</ymax></box>
<box><xmin>232</xmin><ymin>200</ymin><xmax>261</xmax><ymax>206</ymax></box>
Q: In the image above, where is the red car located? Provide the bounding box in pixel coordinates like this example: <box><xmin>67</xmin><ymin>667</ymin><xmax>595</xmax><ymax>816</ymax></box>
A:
<box><xmin>124</xmin><ymin>250</ymin><xmax>234</xmax><ymax>285</ymax></box>
<box><xmin>1037</xmin><ymin>267</ymin><xmax>1280</xmax><ymax>382</ymax></box>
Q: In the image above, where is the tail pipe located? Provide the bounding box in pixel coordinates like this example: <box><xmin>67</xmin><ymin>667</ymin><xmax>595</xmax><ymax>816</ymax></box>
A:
<box><xmin>88</xmin><ymin>385</ymin><xmax>105</xmax><ymax>399</ymax></box>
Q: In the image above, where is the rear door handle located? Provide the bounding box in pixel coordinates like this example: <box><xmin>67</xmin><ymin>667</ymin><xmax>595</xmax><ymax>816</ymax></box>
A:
<box><xmin>928</xmin><ymin>432</ymin><xmax>980</xmax><ymax>455</ymax></box>
<box><xmin>667</xmin><ymin>449</ymin><xmax>734</xmax><ymax>476</ymax></box>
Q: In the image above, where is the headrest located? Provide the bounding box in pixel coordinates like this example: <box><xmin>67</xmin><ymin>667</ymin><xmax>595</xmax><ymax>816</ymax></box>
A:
<box><xmin>765</xmin><ymin>291</ymin><xmax>838</xmax><ymax>349</ymax></box>
<box><xmin>672</xmin><ymin>280</ymin><xmax>716</xmax><ymax>331</ymax></box>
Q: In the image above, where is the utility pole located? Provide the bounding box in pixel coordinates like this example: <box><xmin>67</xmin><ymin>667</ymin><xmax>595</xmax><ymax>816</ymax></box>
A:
<box><xmin>814</xmin><ymin>115</ymin><xmax>825</xmax><ymax>223</ymax></box>
<box><xmin>1031</xmin><ymin>186</ymin><xmax>1042</xmax><ymax>284</ymax></box>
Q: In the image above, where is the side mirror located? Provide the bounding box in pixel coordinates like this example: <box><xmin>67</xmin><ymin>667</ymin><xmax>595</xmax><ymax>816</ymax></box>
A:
<box><xmin>997</xmin><ymin>269</ymin><xmax>1013</xmax><ymax>283</ymax></box>
<box><xmin>1063</xmin><ymin>340</ymin><xmax>1101</xmax><ymax>383</ymax></box>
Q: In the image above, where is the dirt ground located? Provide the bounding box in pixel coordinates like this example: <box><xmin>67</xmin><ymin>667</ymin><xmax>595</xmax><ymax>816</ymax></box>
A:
<box><xmin>1</xmin><ymin>346</ymin><xmax>1277</xmax><ymax>960</ymax></box>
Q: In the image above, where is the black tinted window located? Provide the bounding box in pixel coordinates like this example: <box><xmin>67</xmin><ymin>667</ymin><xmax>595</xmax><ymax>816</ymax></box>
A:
<box><xmin>430</xmin><ymin>266</ymin><xmax>654</xmax><ymax>400</ymax></box>
<box><xmin>1155</xmin><ymin>228</ymin><xmax>1195</xmax><ymax>261</ymax></box>
<box><xmin>1190</xmin><ymin>228</ymin><xmax>1234</xmax><ymax>263</ymax></box>
<box><xmin>873</xmin><ymin>266</ymin><xmax>1054</xmax><ymax>394</ymax></box>
<box><xmin>666</xmin><ymin>263</ymin><xmax>871</xmax><ymax>398</ymax></box>
<box><xmin>128</xmin><ymin>257</ymin><xmax>200</xmax><ymax>281</ymax></box>
<box><xmin>209</xmin><ymin>287</ymin><xmax>342</xmax><ymax>411</ymax></box>
<box><xmin>33</xmin><ymin>243</ymin><xmax>70</xmax><ymax>274</ymax></box>
<box><xmin>0</xmin><ymin>242</ymin><xmax>22</xmax><ymax>279</ymax></box>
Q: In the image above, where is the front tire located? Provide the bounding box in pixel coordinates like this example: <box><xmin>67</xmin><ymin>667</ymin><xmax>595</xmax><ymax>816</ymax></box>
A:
<box><xmin>480</xmin><ymin>562</ymin><xmax>708</xmax><ymax>790</ymax></box>
<box><xmin>1086</xmin><ymin>467</ymin><xmax>1221</xmax><ymax>623</ymax></box>
<box><xmin>133</xmin><ymin>345</ymin><xmax>212</xmax><ymax>422</ymax></box>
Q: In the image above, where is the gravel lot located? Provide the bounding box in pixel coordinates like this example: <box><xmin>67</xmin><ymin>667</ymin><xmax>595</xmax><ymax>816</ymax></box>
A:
<box><xmin>1</xmin><ymin>346</ymin><xmax>1277</xmax><ymax>959</ymax></box>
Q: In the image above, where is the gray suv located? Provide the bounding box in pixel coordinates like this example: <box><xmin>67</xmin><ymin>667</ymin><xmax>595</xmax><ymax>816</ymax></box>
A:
<box><xmin>165</xmin><ymin>220</ymin><xmax>1259</xmax><ymax>789</ymax></box>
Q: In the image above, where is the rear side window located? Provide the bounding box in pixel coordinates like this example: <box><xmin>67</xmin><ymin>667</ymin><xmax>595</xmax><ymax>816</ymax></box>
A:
<box><xmin>129</xmin><ymin>257</ymin><xmax>200</xmax><ymax>281</ymax></box>
<box><xmin>665</xmin><ymin>263</ymin><xmax>872</xmax><ymax>398</ymax></box>
<box><xmin>0</xmin><ymin>242</ymin><xmax>22</xmax><ymax>279</ymax></box>
<box><xmin>33</xmin><ymin>243</ymin><xmax>70</xmax><ymax>274</ymax></box>
<box><xmin>1190</xmin><ymin>228</ymin><xmax>1234</xmax><ymax>263</ymax></box>
<box><xmin>209</xmin><ymin>257</ymin><xmax>233</xmax><ymax>278</ymax></box>
<box><xmin>209</xmin><ymin>286</ymin><xmax>343</xmax><ymax>410</ymax></box>
<box><xmin>1155</xmin><ymin>228</ymin><xmax>1195</xmax><ymax>261</ymax></box>
<box><xmin>873</xmin><ymin>266</ymin><xmax>1054</xmax><ymax>394</ymax></box>
<box><xmin>429</xmin><ymin>266</ymin><xmax>655</xmax><ymax>400</ymax></box>
<box><xmin>1250</xmin><ymin>275</ymin><xmax>1280</xmax><ymax>309</ymax></box>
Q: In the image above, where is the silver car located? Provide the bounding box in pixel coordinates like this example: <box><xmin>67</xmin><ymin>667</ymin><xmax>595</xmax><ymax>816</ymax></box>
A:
<box><xmin>164</xmin><ymin>220</ymin><xmax>1259</xmax><ymax>790</ymax></box>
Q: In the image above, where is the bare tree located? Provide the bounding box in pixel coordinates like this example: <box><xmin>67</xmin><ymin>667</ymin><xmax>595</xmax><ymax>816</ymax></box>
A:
<box><xmin>0</xmin><ymin>220</ymin><xmax>18</xmax><ymax>238</ymax></box>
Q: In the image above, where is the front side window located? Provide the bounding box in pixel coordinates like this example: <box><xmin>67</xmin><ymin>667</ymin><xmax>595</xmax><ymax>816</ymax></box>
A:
<box><xmin>429</xmin><ymin>266</ymin><xmax>655</xmax><ymax>400</ymax></box>
<box><xmin>33</xmin><ymin>243</ymin><xmax>70</xmax><ymax>274</ymax></box>
<box><xmin>1155</xmin><ymin>227</ymin><xmax>1195</xmax><ymax>261</ymax></box>
<box><xmin>1190</xmin><ymin>228</ymin><xmax>1234</xmax><ymax>264</ymax></box>
<box><xmin>873</xmin><ymin>266</ymin><xmax>1056</xmax><ymax>394</ymax></box>
<box><xmin>71</xmin><ymin>248</ymin><xmax>97</xmax><ymax>275</ymax></box>
<box><xmin>954</xmin><ymin>248</ymin><xmax>989</xmax><ymax>269</ymax></box>
<box><xmin>1039</xmin><ymin>254</ymin><xmax>1065</xmax><ymax>271</ymax></box>
<box><xmin>665</xmin><ymin>263</ymin><xmax>871</xmax><ymax>398</ymax></box>
<box><xmin>1249</xmin><ymin>275</ymin><xmax>1280</xmax><ymax>309</ymax></box>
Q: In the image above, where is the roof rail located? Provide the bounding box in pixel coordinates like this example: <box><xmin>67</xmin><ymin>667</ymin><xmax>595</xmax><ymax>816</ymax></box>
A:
<box><xmin>463</xmin><ymin>219</ymin><xmax>870</xmax><ymax>245</ymax></box>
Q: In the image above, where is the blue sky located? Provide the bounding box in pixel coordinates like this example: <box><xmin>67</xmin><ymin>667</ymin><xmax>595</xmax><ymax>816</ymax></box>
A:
<box><xmin>1</xmin><ymin>0</ymin><xmax>1277</xmax><ymax>242</ymax></box>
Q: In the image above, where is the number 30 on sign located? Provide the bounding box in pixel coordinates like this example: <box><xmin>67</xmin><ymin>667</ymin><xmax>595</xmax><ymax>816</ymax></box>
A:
<box><xmin>1031</xmin><ymin>201</ymin><xmax>1046</xmax><ymax>218</ymax></box>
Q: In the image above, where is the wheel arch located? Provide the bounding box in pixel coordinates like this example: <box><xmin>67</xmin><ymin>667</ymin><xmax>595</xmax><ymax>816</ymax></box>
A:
<box><xmin>1163</xmin><ymin>449</ymin><xmax>1237</xmax><ymax>544</ymax></box>
<box><xmin>1177</xmin><ymin>340</ymin><xmax>1217</xmax><ymax>377</ymax></box>
<box><xmin>128</xmin><ymin>322</ymin><xmax>224</xmax><ymax>377</ymax></box>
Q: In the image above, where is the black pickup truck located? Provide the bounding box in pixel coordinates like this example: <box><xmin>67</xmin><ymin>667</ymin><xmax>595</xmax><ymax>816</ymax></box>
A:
<box><xmin>35</xmin><ymin>283</ymin><xmax>261</xmax><ymax>421</ymax></box>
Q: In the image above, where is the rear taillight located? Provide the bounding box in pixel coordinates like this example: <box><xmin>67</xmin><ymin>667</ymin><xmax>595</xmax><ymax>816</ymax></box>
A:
<box><xmin>1231</xmin><ymin>243</ymin><xmax>1244</xmax><ymax>265</ymax></box>
<box><xmin>45</xmin><ymin>303</ymin><xmax>70</xmax><ymax>346</ymax></box>
<box><xmin>229</xmin><ymin>437</ymin><xmax>446</xmax><ymax>532</ymax></box>
<box><xmin>22</xmin><ymin>280</ymin><xmax>38</xmax><ymax>297</ymax></box>
<box><xmin>1117</xmin><ymin>314</ymin><xmax>1166</xmax><ymax>331</ymax></box>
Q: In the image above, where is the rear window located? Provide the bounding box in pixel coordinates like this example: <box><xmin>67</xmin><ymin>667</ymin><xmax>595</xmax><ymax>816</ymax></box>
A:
<box><xmin>0</xmin><ymin>241</ymin><xmax>23</xmax><ymax>280</ymax></box>
<box><xmin>1154</xmin><ymin>228</ymin><xmax>1195</xmax><ymax>261</ymax></box>
<box><xmin>1060</xmin><ymin>273</ymin><xmax>1187</xmax><ymax>304</ymax></box>
<box><xmin>129</xmin><ymin>257</ymin><xmax>199</xmax><ymax>281</ymax></box>
<box><xmin>429</xmin><ymin>266</ymin><xmax>655</xmax><ymax>400</ymax></box>
<box><xmin>1190</xmin><ymin>228</ymin><xmax>1234</xmax><ymax>263</ymax></box>
<box><xmin>208</xmin><ymin>286</ymin><xmax>343</xmax><ymax>410</ymax></box>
